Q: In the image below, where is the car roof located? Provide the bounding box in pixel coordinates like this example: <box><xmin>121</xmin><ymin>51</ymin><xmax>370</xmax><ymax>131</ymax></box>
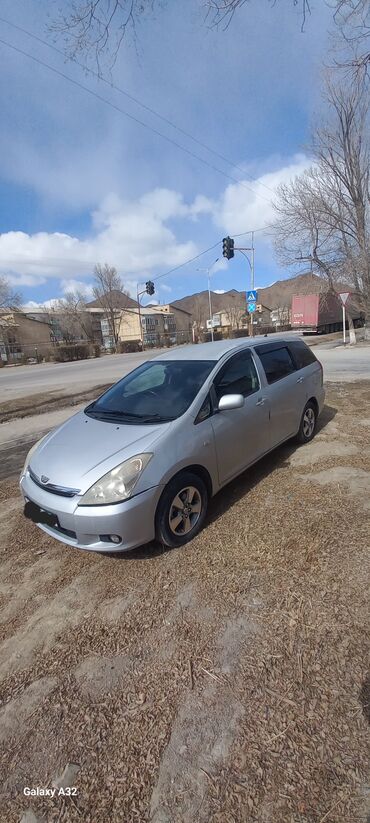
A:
<box><xmin>151</xmin><ymin>335</ymin><xmax>298</xmax><ymax>362</ymax></box>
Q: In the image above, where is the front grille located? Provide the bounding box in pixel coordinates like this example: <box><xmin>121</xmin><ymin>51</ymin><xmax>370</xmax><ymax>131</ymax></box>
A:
<box><xmin>28</xmin><ymin>467</ymin><xmax>80</xmax><ymax>498</ymax></box>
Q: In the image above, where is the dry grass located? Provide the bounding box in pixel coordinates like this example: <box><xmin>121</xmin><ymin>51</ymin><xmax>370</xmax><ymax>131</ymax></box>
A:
<box><xmin>0</xmin><ymin>382</ymin><xmax>369</xmax><ymax>823</ymax></box>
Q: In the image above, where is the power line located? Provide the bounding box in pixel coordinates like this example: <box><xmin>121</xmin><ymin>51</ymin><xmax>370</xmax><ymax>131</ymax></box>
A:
<box><xmin>0</xmin><ymin>16</ymin><xmax>277</xmax><ymax>199</ymax></box>
<box><xmin>149</xmin><ymin>224</ymin><xmax>274</xmax><ymax>284</ymax></box>
<box><xmin>0</xmin><ymin>36</ymin><xmax>273</xmax><ymax>205</ymax></box>
<box><xmin>151</xmin><ymin>242</ymin><xmax>221</xmax><ymax>283</ymax></box>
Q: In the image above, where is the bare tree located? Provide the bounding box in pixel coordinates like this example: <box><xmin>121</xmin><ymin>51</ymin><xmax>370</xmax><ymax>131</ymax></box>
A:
<box><xmin>93</xmin><ymin>263</ymin><xmax>130</xmax><ymax>350</ymax></box>
<box><xmin>50</xmin><ymin>0</ymin><xmax>157</xmax><ymax>72</ymax></box>
<box><xmin>51</xmin><ymin>0</ymin><xmax>368</xmax><ymax>71</ymax></box>
<box><xmin>0</xmin><ymin>275</ymin><xmax>22</xmax><ymax>311</ymax></box>
<box><xmin>191</xmin><ymin>295</ymin><xmax>208</xmax><ymax>336</ymax></box>
<box><xmin>272</xmin><ymin>77</ymin><xmax>370</xmax><ymax>325</ymax></box>
<box><xmin>331</xmin><ymin>0</ymin><xmax>370</xmax><ymax>78</ymax></box>
<box><xmin>56</xmin><ymin>291</ymin><xmax>94</xmax><ymax>343</ymax></box>
<box><xmin>223</xmin><ymin>302</ymin><xmax>246</xmax><ymax>329</ymax></box>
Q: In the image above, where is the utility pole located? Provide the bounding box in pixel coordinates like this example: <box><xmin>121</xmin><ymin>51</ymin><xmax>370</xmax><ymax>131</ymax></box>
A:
<box><xmin>196</xmin><ymin>258</ymin><xmax>219</xmax><ymax>343</ymax></box>
<box><xmin>234</xmin><ymin>233</ymin><xmax>255</xmax><ymax>337</ymax></box>
<box><xmin>136</xmin><ymin>285</ymin><xmax>144</xmax><ymax>350</ymax></box>
<box><xmin>136</xmin><ymin>280</ymin><xmax>155</xmax><ymax>351</ymax></box>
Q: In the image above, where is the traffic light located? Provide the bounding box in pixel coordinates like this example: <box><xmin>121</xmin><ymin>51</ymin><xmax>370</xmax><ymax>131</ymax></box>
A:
<box><xmin>145</xmin><ymin>280</ymin><xmax>155</xmax><ymax>296</ymax></box>
<box><xmin>222</xmin><ymin>236</ymin><xmax>234</xmax><ymax>260</ymax></box>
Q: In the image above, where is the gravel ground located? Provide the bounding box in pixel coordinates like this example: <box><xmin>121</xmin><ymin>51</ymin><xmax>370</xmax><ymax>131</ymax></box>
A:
<box><xmin>0</xmin><ymin>382</ymin><xmax>369</xmax><ymax>823</ymax></box>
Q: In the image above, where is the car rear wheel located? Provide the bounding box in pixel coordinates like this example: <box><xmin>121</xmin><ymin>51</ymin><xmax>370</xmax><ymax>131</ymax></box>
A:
<box><xmin>155</xmin><ymin>471</ymin><xmax>208</xmax><ymax>548</ymax></box>
<box><xmin>296</xmin><ymin>401</ymin><xmax>317</xmax><ymax>444</ymax></box>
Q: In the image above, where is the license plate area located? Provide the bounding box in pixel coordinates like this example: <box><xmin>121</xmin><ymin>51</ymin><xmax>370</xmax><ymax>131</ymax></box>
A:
<box><xmin>24</xmin><ymin>500</ymin><xmax>59</xmax><ymax>529</ymax></box>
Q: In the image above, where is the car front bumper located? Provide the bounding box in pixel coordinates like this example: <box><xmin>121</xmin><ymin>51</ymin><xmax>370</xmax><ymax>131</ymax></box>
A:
<box><xmin>20</xmin><ymin>470</ymin><xmax>161</xmax><ymax>552</ymax></box>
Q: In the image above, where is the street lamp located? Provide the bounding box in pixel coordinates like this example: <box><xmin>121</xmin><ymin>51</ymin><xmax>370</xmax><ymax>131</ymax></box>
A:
<box><xmin>196</xmin><ymin>257</ymin><xmax>219</xmax><ymax>342</ymax></box>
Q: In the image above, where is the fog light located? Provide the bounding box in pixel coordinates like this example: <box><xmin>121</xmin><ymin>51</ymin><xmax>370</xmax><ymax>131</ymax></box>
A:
<box><xmin>99</xmin><ymin>534</ymin><xmax>122</xmax><ymax>544</ymax></box>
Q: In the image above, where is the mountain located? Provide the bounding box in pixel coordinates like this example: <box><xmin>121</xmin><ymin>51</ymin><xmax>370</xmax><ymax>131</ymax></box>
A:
<box><xmin>172</xmin><ymin>272</ymin><xmax>352</xmax><ymax>321</ymax></box>
<box><xmin>171</xmin><ymin>288</ymin><xmax>247</xmax><ymax>325</ymax></box>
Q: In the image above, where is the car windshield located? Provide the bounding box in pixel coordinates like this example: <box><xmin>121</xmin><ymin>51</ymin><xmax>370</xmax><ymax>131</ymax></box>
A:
<box><xmin>85</xmin><ymin>359</ymin><xmax>215</xmax><ymax>423</ymax></box>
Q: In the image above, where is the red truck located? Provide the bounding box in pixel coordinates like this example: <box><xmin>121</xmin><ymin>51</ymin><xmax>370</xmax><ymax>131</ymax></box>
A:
<box><xmin>291</xmin><ymin>292</ymin><xmax>364</xmax><ymax>334</ymax></box>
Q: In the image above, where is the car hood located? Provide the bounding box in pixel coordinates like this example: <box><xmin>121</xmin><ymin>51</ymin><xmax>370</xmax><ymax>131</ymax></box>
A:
<box><xmin>29</xmin><ymin>410</ymin><xmax>172</xmax><ymax>492</ymax></box>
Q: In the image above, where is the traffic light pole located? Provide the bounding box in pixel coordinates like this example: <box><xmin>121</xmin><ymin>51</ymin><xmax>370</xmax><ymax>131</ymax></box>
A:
<box><xmin>235</xmin><ymin>231</ymin><xmax>255</xmax><ymax>337</ymax></box>
<box><xmin>137</xmin><ymin>286</ymin><xmax>145</xmax><ymax>351</ymax></box>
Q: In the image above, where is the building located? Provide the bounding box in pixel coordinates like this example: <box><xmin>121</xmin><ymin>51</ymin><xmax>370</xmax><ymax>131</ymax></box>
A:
<box><xmin>270</xmin><ymin>306</ymin><xmax>291</xmax><ymax>328</ymax></box>
<box><xmin>85</xmin><ymin>290</ymin><xmax>139</xmax><ymax>349</ymax></box>
<box><xmin>0</xmin><ymin>311</ymin><xmax>53</xmax><ymax>362</ymax></box>
<box><xmin>118</xmin><ymin>304</ymin><xmax>192</xmax><ymax>347</ymax></box>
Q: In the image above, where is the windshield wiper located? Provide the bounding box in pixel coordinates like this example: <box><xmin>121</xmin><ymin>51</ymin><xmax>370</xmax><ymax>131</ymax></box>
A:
<box><xmin>85</xmin><ymin>408</ymin><xmax>174</xmax><ymax>423</ymax></box>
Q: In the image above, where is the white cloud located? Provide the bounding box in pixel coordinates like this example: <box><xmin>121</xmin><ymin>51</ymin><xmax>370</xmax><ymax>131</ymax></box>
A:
<box><xmin>0</xmin><ymin>188</ymin><xmax>198</xmax><ymax>286</ymax></box>
<box><xmin>7</xmin><ymin>273</ymin><xmax>47</xmax><ymax>287</ymax></box>
<box><xmin>60</xmin><ymin>279</ymin><xmax>94</xmax><ymax>298</ymax></box>
<box><xmin>211</xmin><ymin>154</ymin><xmax>311</xmax><ymax>236</ymax></box>
<box><xmin>214</xmin><ymin>289</ymin><xmax>226</xmax><ymax>294</ymax></box>
<box><xmin>0</xmin><ymin>158</ymin><xmax>312</xmax><ymax>299</ymax></box>
<box><xmin>22</xmin><ymin>298</ymin><xmax>60</xmax><ymax>310</ymax></box>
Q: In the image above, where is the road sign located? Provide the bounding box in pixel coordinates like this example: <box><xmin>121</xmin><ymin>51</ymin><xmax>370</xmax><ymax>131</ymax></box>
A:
<box><xmin>247</xmin><ymin>301</ymin><xmax>256</xmax><ymax>313</ymax></box>
<box><xmin>247</xmin><ymin>290</ymin><xmax>258</xmax><ymax>302</ymax></box>
<box><xmin>339</xmin><ymin>292</ymin><xmax>350</xmax><ymax>305</ymax></box>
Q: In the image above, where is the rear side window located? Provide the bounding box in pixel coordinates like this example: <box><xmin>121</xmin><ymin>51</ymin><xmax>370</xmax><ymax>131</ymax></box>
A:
<box><xmin>288</xmin><ymin>340</ymin><xmax>317</xmax><ymax>370</ymax></box>
<box><xmin>257</xmin><ymin>346</ymin><xmax>296</xmax><ymax>384</ymax></box>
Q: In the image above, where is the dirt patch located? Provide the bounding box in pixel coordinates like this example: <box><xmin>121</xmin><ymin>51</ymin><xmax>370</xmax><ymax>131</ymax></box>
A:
<box><xmin>289</xmin><ymin>439</ymin><xmax>360</xmax><ymax>466</ymax></box>
<box><xmin>74</xmin><ymin>654</ymin><xmax>132</xmax><ymax>698</ymax></box>
<box><xmin>0</xmin><ymin>571</ymin><xmax>103</xmax><ymax>682</ymax></box>
<box><xmin>0</xmin><ymin>677</ymin><xmax>57</xmax><ymax>744</ymax></box>
<box><xmin>0</xmin><ymin>384</ymin><xmax>111</xmax><ymax>424</ymax></box>
<box><xmin>150</xmin><ymin>687</ymin><xmax>244</xmax><ymax>823</ymax></box>
<box><xmin>301</xmin><ymin>465</ymin><xmax>370</xmax><ymax>509</ymax></box>
<box><xmin>0</xmin><ymin>381</ymin><xmax>369</xmax><ymax>823</ymax></box>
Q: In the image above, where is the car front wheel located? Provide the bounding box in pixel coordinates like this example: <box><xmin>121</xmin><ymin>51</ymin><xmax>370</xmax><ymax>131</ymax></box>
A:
<box><xmin>296</xmin><ymin>401</ymin><xmax>317</xmax><ymax>444</ymax></box>
<box><xmin>155</xmin><ymin>471</ymin><xmax>208</xmax><ymax>548</ymax></box>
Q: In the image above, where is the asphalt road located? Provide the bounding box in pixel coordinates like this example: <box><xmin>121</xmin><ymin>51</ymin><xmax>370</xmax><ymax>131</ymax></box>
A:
<box><xmin>1</xmin><ymin>340</ymin><xmax>369</xmax><ymax>402</ymax></box>
<box><xmin>0</xmin><ymin>349</ymin><xmax>165</xmax><ymax>402</ymax></box>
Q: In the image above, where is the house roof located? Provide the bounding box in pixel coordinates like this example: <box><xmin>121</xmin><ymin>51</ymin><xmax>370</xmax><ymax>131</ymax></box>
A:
<box><xmin>86</xmin><ymin>290</ymin><xmax>138</xmax><ymax>310</ymax></box>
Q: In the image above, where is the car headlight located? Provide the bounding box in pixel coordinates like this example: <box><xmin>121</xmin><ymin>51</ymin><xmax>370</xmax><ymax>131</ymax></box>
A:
<box><xmin>22</xmin><ymin>434</ymin><xmax>49</xmax><ymax>476</ymax></box>
<box><xmin>79</xmin><ymin>453</ymin><xmax>153</xmax><ymax>506</ymax></box>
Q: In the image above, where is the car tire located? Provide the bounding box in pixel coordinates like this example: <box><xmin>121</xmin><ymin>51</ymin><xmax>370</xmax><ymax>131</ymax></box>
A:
<box><xmin>155</xmin><ymin>471</ymin><xmax>208</xmax><ymax>548</ymax></box>
<box><xmin>296</xmin><ymin>401</ymin><xmax>317</xmax><ymax>444</ymax></box>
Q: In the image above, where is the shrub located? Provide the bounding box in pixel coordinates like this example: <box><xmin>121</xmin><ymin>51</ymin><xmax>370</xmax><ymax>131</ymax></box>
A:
<box><xmin>231</xmin><ymin>328</ymin><xmax>250</xmax><ymax>339</ymax></box>
<box><xmin>93</xmin><ymin>344</ymin><xmax>101</xmax><ymax>357</ymax></box>
<box><xmin>119</xmin><ymin>340</ymin><xmax>142</xmax><ymax>353</ymax></box>
<box><xmin>53</xmin><ymin>343</ymin><xmax>90</xmax><ymax>362</ymax></box>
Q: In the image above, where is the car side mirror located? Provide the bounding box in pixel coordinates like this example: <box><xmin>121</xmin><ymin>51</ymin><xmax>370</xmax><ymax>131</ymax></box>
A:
<box><xmin>218</xmin><ymin>393</ymin><xmax>244</xmax><ymax>411</ymax></box>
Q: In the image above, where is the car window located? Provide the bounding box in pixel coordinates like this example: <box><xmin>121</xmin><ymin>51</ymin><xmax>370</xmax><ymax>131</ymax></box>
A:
<box><xmin>214</xmin><ymin>351</ymin><xmax>260</xmax><ymax>400</ymax></box>
<box><xmin>257</xmin><ymin>346</ymin><xmax>296</xmax><ymax>384</ymax></box>
<box><xmin>124</xmin><ymin>363</ymin><xmax>166</xmax><ymax>395</ymax></box>
<box><xmin>288</xmin><ymin>340</ymin><xmax>317</xmax><ymax>370</ymax></box>
<box><xmin>194</xmin><ymin>394</ymin><xmax>212</xmax><ymax>424</ymax></box>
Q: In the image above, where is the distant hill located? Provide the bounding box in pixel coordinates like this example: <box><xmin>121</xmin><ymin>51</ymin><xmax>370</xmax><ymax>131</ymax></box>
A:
<box><xmin>172</xmin><ymin>288</ymin><xmax>247</xmax><ymax>326</ymax></box>
<box><xmin>172</xmin><ymin>272</ymin><xmax>353</xmax><ymax>321</ymax></box>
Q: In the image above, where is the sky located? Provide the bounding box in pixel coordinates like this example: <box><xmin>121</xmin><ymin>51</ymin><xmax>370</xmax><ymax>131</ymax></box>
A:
<box><xmin>0</xmin><ymin>0</ymin><xmax>335</xmax><ymax>308</ymax></box>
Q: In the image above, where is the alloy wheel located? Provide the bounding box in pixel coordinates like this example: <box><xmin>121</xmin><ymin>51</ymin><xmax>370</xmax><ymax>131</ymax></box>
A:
<box><xmin>303</xmin><ymin>407</ymin><xmax>315</xmax><ymax>439</ymax></box>
<box><xmin>168</xmin><ymin>486</ymin><xmax>202</xmax><ymax>536</ymax></box>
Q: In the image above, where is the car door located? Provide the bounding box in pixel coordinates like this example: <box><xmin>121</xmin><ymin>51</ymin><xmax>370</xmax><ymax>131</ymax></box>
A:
<box><xmin>210</xmin><ymin>349</ymin><xmax>270</xmax><ymax>485</ymax></box>
<box><xmin>253</xmin><ymin>342</ymin><xmax>302</xmax><ymax>446</ymax></box>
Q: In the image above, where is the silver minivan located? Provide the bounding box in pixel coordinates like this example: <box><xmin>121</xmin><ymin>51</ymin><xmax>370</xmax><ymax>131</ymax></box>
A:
<box><xmin>20</xmin><ymin>337</ymin><xmax>325</xmax><ymax>553</ymax></box>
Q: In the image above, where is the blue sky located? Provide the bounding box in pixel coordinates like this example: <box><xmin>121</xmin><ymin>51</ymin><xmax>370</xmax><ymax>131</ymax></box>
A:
<box><xmin>0</xmin><ymin>0</ymin><xmax>334</xmax><ymax>307</ymax></box>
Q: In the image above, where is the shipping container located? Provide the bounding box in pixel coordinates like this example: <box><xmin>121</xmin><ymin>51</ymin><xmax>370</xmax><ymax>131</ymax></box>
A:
<box><xmin>291</xmin><ymin>292</ymin><xmax>364</xmax><ymax>334</ymax></box>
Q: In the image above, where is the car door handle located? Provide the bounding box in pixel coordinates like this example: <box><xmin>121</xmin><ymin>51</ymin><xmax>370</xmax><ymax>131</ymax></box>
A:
<box><xmin>256</xmin><ymin>398</ymin><xmax>266</xmax><ymax>406</ymax></box>
<box><xmin>296</xmin><ymin>376</ymin><xmax>303</xmax><ymax>383</ymax></box>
